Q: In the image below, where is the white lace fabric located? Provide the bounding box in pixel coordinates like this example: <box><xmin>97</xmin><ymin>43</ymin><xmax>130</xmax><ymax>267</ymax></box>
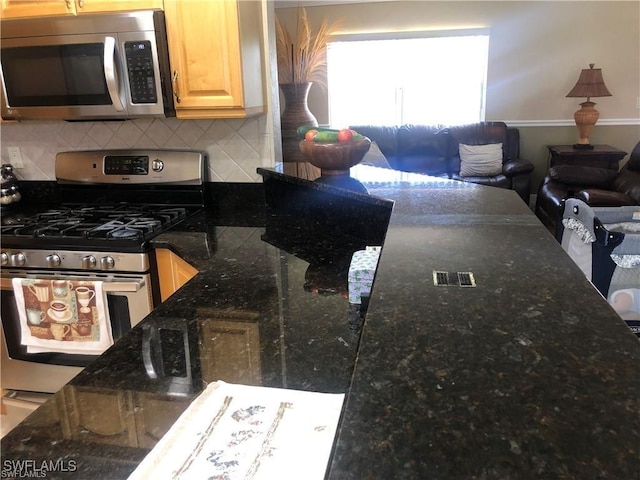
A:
<box><xmin>562</xmin><ymin>218</ymin><xmax>595</xmax><ymax>243</ymax></box>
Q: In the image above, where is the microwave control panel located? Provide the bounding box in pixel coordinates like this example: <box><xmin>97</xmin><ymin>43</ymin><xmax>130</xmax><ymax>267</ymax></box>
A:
<box><xmin>124</xmin><ymin>41</ymin><xmax>157</xmax><ymax>104</ymax></box>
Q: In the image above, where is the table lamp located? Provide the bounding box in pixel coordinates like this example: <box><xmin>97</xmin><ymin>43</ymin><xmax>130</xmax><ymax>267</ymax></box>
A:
<box><xmin>566</xmin><ymin>64</ymin><xmax>612</xmax><ymax>150</ymax></box>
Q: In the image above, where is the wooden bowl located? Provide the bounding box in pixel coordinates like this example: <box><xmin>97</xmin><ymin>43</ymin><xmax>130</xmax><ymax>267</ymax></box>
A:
<box><xmin>298</xmin><ymin>137</ymin><xmax>371</xmax><ymax>175</ymax></box>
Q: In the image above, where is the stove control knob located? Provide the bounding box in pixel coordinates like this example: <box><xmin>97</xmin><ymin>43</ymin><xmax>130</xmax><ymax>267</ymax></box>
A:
<box><xmin>101</xmin><ymin>256</ymin><xmax>115</xmax><ymax>269</ymax></box>
<box><xmin>151</xmin><ymin>159</ymin><xmax>164</xmax><ymax>172</ymax></box>
<box><xmin>82</xmin><ymin>255</ymin><xmax>97</xmax><ymax>269</ymax></box>
<box><xmin>11</xmin><ymin>252</ymin><xmax>26</xmax><ymax>267</ymax></box>
<box><xmin>1</xmin><ymin>252</ymin><xmax>9</xmax><ymax>266</ymax></box>
<box><xmin>46</xmin><ymin>254</ymin><xmax>61</xmax><ymax>268</ymax></box>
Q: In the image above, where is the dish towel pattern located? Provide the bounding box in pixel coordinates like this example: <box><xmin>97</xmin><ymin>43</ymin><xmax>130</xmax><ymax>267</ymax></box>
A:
<box><xmin>12</xmin><ymin>278</ymin><xmax>114</xmax><ymax>355</ymax></box>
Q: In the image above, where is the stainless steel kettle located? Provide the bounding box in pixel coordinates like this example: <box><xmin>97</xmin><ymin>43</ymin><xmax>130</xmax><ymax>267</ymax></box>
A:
<box><xmin>1</xmin><ymin>164</ymin><xmax>22</xmax><ymax>208</ymax></box>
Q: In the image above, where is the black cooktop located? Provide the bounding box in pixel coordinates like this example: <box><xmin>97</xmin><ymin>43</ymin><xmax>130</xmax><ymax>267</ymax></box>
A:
<box><xmin>1</xmin><ymin>204</ymin><xmax>190</xmax><ymax>252</ymax></box>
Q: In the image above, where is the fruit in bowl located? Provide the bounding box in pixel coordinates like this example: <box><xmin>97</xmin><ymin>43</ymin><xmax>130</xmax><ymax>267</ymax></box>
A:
<box><xmin>298</xmin><ymin>127</ymin><xmax>371</xmax><ymax>175</ymax></box>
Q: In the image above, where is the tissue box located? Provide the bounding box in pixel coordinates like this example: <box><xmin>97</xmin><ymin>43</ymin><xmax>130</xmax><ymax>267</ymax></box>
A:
<box><xmin>348</xmin><ymin>246</ymin><xmax>381</xmax><ymax>304</ymax></box>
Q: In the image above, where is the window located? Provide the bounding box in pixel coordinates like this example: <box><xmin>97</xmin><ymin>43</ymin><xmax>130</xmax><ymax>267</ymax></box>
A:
<box><xmin>326</xmin><ymin>32</ymin><xmax>489</xmax><ymax>128</ymax></box>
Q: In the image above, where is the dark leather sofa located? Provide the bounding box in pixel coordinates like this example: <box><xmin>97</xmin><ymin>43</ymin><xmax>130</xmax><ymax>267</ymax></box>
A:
<box><xmin>350</xmin><ymin>122</ymin><xmax>534</xmax><ymax>202</ymax></box>
<box><xmin>535</xmin><ymin>141</ymin><xmax>640</xmax><ymax>239</ymax></box>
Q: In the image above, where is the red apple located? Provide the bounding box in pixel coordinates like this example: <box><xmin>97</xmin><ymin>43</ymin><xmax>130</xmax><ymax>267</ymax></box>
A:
<box><xmin>337</xmin><ymin>128</ymin><xmax>354</xmax><ymax>143</ymax></box>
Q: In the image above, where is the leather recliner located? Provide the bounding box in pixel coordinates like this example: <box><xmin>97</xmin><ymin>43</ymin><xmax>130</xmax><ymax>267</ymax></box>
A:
<box><xmin>350</xmin><ymin>122</ymin><xmax>534</xmax><ymax>202</ymax></box>
<box><xmin>535</xmin><ymin>141</ymin><xmax>640</xmax><ymax>239</ymax></box>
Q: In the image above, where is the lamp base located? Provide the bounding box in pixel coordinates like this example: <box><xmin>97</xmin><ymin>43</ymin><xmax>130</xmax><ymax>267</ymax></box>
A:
<box><xmin>573</xmin><ymin>101</ymin><xmax>599</xmax><ymax>149</ymax></box>
<box><xmin>573</xmin><ymin>143</ymin><xmax>594</xmax><ymax>150</ymax></box>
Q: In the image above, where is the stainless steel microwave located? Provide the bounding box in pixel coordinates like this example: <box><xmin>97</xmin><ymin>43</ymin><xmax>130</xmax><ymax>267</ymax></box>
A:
<box><xmin>0</xmin><ymin>10</ymin><xmax>175</xmax><ymax>121</ymax></box>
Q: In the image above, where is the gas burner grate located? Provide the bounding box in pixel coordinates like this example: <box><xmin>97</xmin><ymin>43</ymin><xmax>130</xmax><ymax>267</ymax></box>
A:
<box><xmin>107</xmin><ymin>228</ymin><xmax>146</xmax><ymax>240</ymax></box>
<box><xmin>1</xmin><ymin>204</ymin><xmax>189</xmax><ymax>243</ymax></box>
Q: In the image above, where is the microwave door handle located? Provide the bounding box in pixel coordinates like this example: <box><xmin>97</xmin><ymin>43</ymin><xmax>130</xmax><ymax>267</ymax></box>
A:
<box><xmin>104</xmin><ymin>36</ymin><xmax>125</xmax><ymax>112</ymax></box>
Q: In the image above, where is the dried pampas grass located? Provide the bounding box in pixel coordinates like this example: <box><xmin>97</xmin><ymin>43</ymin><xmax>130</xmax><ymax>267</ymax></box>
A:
<box><xmin>276</xmin><ymin>8</ymin><xmax>340</xmax><ymax>88</ymax></box>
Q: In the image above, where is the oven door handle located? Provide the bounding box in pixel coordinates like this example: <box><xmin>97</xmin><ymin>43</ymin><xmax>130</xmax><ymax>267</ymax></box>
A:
<box><xmin>142</xmin><ymin>324</ymin><xmax>159</xmax><ymax>379</ymax></box>
<box><xmin>102</xmin><ymin>279</ymin><xmax>145</xmax><ymax>293</ymax></box>
<box><xmin>0</xmin><ymin>278</ymin><xmax>144</xmax><ymax>292</ymax></box>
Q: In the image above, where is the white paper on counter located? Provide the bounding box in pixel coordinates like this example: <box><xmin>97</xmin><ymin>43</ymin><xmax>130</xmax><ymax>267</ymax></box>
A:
<box><xmin>128</xmin><ymin>381</ymin><xmax>345</xmax><ymax>480</ymax></box>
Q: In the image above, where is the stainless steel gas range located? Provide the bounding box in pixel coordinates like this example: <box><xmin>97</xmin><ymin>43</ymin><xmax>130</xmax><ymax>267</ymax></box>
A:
<box><xmin>0</xmin><ymin>149</ymin><xmax>205</xmax><ymax>434</ymax></box>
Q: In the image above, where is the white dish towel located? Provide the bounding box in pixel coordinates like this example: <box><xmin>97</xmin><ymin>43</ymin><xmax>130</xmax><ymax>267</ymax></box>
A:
<box><xmin>129</xmin><ymin>381</ymin><xmax>345</xmax><ymax>480</ymax></box>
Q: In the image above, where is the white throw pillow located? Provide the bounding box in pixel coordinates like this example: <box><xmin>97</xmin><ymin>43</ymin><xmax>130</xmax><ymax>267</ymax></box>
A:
<box><xmin>458</xmin><ymin>143</ymin><xmax>503</xmax><ymax>177</ymax></box>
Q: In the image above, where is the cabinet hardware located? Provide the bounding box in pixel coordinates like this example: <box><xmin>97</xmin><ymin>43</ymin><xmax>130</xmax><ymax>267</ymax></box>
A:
<box><xmin>172</xmin><ymin>71</ymin><xmax>181</xmax><ymax>104</ymax></box>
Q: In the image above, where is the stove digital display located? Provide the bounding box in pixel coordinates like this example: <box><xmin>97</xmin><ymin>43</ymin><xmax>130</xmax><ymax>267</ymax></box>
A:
<box><xmin>104</xmin><ymin>156</ymin><xmax>149</xmax><ymax>175</ymax></box>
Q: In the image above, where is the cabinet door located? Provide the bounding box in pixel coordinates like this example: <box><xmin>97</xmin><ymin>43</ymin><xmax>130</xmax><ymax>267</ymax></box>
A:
<box><xmin>74</xmin><ymin>0</ymin><xmax>162</xmax><ymax>14</ymax></box>
<box><xmin>197</xmin><ymin>310</ymin><xmax>262</xmax><ymax>385</ymax></box>
<box><xmin>2</xmin><ymin>392</ymin><xmax>64</xmax><ymax>441</ymax></box>
<box><xmin>0</xmin><ymin>0</ymin><xmax>160</xmax><ymax>18</ymax></box>
<box><xmin>0</xmin><ymin>0</ymin><xmax>75</xmax><ymax>18</ymax></box>
<box><xmin>134</xmin><ymin>392</ymin><xmax>190</xmax><ymax>448</ymax></box>
<box><xmin>155</xmin><ymin>248</ymin><xmax>198</xmax><ymax>302</ymax></box>
<box><xmin>163</xmin><ymin>0</ymin><xmax>265</xmax><ymax>119</ymax></box>
<box><xmin>59</xmin><ymin>385</ymin><xmax>138</xmax><ymax>447</ymax></box>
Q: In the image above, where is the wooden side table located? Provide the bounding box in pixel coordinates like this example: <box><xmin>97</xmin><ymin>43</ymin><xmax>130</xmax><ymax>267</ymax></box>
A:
<box><xmin>547</xmin><ymin>145</ymin><xmax>627</xmax><ymax>170</ymax></box>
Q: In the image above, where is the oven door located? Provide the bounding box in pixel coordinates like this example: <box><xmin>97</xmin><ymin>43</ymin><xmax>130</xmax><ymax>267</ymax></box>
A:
<box><xmin>0</xmin><ymin>270</ymin><xmax>153</xmax><ymax>393</ymax></box>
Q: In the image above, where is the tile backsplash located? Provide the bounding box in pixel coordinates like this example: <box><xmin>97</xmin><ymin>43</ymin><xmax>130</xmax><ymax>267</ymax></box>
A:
<box><xmin>0</xmin><ymin>115</ymin><xmax>274</xmax><ymax>182</ymax></box>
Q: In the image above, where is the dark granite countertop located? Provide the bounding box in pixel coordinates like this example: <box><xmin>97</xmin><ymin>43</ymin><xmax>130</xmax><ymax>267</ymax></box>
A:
<box><xmin>2</xmin><ymin>165</ymin><xmax>638</xmax><ymax>479</ymax></box>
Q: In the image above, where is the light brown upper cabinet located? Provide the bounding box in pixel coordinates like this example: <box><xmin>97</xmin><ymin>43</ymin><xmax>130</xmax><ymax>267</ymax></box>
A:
<box><xmin>0</xmin><ymin>0</ymin><xmax>73</xmax><ymax>18</ymax></box>
<box><xmin>0</xmin><ymin>0</ymin><xmax>161</xmax><ymax>18</ymax></box>
<box><xmin>74</xmin><ymin>0</ymin><xmax>162</xmax><ymax>14</ymax></box>
<box><xmin>163</xmin><ymin>0</ymin><xmax>266</xmax><ymax>119</ymax></box>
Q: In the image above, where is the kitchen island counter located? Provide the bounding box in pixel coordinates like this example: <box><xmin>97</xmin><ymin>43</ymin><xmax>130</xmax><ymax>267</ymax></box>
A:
<box><xmin>2</xmin><ymin>165</ymin><xmax>638</xmax><ymax>479</ymax></box>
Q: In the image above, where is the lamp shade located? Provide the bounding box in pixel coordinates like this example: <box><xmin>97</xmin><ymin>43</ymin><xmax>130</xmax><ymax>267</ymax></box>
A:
<box><xmin>566</xmin><ymin>63</ymin><xmax>612</xmax><ymax>99</ymax></box>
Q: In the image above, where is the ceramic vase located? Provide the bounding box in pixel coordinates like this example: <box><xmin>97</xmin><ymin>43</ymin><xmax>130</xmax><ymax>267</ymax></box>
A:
<box><xmin>280</xmin><ymin>82</ymin><xmax>318</xmax><ymax>163</ymax></box>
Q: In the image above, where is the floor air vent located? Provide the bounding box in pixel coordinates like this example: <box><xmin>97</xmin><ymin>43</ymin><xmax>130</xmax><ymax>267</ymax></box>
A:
<box><xmin>433</xmin><ymin>271</ymin><xmax>476</xmax><ymax>287</ymax></box>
